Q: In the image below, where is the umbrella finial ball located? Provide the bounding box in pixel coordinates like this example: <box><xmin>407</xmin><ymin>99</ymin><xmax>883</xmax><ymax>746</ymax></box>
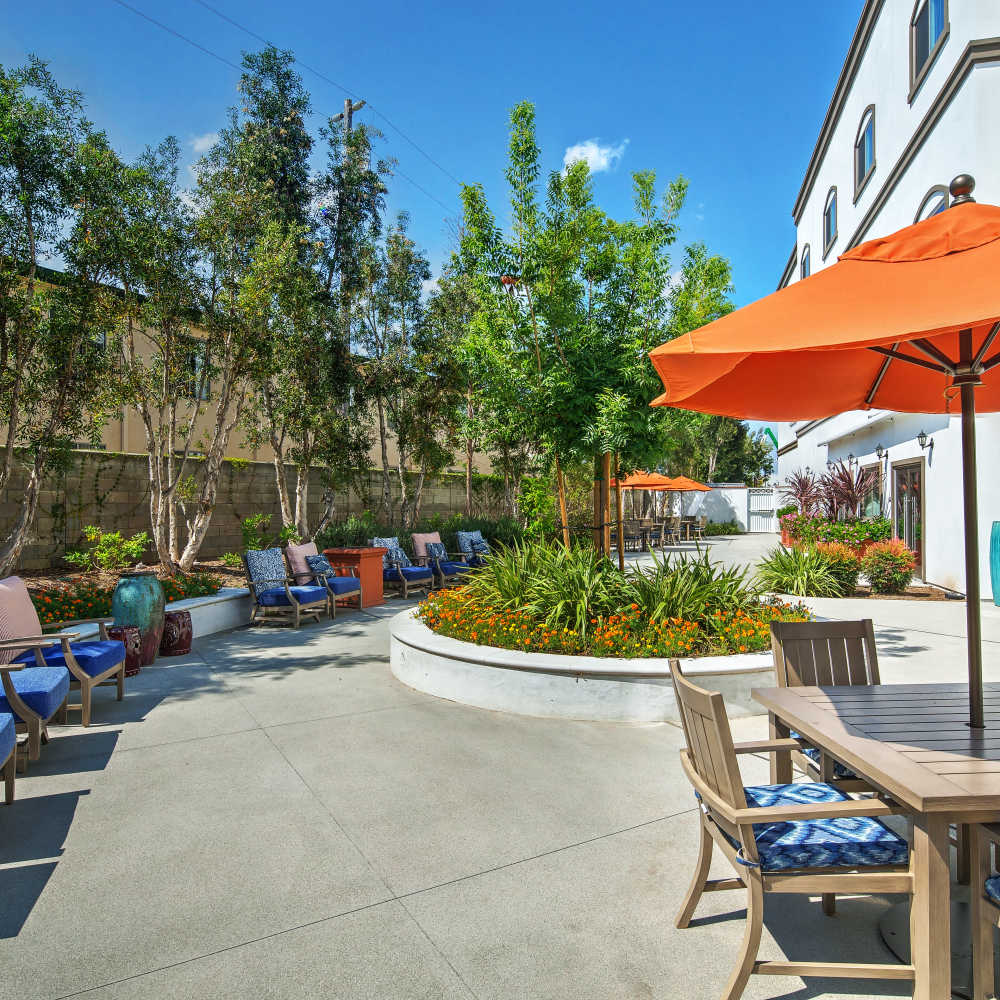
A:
<box><xmin>949</xmin><ymin>174</ymin><xmax>976</xmax><ymax>205</ymax></box>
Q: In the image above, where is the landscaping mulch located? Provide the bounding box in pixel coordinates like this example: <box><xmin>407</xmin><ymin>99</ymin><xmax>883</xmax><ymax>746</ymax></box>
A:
<box><xmin>18</xmin><ymin>560</ymin><xmax>246</xmax><ymax>592</ymax></box>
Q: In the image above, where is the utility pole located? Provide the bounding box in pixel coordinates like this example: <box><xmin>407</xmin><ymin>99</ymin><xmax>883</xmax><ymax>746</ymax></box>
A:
<box><xmin>331</xmin><ymin>97</ymin><xmax>366</xmax><ymax>135</ymax></box>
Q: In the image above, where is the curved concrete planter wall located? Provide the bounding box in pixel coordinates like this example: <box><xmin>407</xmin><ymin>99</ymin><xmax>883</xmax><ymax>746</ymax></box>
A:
<box><xmin>390</xmin><ymin>609</ymin><xmax>774</xmax><ymax>723</ymax></box>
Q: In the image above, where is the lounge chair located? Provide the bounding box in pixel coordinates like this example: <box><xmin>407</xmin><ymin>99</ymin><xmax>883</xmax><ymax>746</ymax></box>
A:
<box><xmin>243</xmin><ymin>547</ymin><xmax>329</xmax><ymax>627</ymax></box>
<box><xmin>1</xmin><ymin>575</ymin><xmax>122</xmax><ymax>733</ymax></box>
<box><xmin>971</xmin><ymin>822</ymin><xmax>1000</xmax><ymax>998</ymax></box>
<box><xmin>412</xmin><ymin>532</ymin><xmax>473</xmax><ymax>588</ymax></box>
<box><xmin>455</xmin><ymin>530</ymin><xmax>491</xmax><ymax>568</ymax></box>
<box><xmin>0</xmin><ymin>712</ymin><xmax>14</xmax><ymax>802</ymax></box>
<box><xmin>286</xmin><ymin>541</ymin><xmax>362</xmax><ymax>617</ymax></box>
<box><xmin>370</xmin><ymin>537</ymin><xmax>434</xmax><ymax>600</ymax></box>
<box><xmin>670</xmin><ymin>660</ymin><xmax>915</xmax><ymax>1000</ymax></box>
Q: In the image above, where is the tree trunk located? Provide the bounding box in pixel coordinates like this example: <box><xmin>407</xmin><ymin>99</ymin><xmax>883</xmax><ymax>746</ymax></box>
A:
<box><xmin>411</xmin><ymin>468</ymin><xmax>427</xmax><ymax>527</ymax></box>
<box><xmin>0</xmin><ymin>459</ymin><xmax>43</xmax><ymax>576</ymax></box>
<box><xmin>614</xmin><ymin>454</ymin><xmax>625</xmax><ymax>573</ymax></box>
<box><xmin>376</xmin><ymin>397</ymin><xmax>392</xmax><ymax>522</ymax></box>
<box><xmin>294</xmin><ymin>464</ymin><xmax>309</xmax><ymax>538</ymax></box>
<box><xmin>465</xmin><ymin>387</ymin><xmax>474</xmax><ymax>516</ymax></box>
<box><xmin>592</xmin><ymin>454</ymin><xmax>603</xmax><ymax>553</ymax></box>
<box><xmin>601</xmin><ymin>452</ymin><xmax>612</xmax><ymax>558</ymax></box>
<box><xmin>555</xmin><ymin>456</ymin><xmax>570</xmax><ymax>549</ymax></box>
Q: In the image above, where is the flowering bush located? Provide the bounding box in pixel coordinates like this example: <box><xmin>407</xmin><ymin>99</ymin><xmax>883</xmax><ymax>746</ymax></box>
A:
<box><xmin>814</xmin><ymin>541</ymin><xmax>861</xmax><ymax>596</ymax></box>
<box><xmin>417</xmin><ymin>587</ymin><xmax>809</xmax><ymax>659</ymax></box>
<box><xmin>784</xmin><ymin>514</ymin><xmax>892</xmax><ymax>548</ymax></box>
<box><xmin>30</xmin><ymin>572</ymin><xmax>224</xmax><ymax>626</ymax></box>
<box><xmin>861</xmin><ymin>539</ymin><xmax>916</xmax><ymax>594</ymax></box>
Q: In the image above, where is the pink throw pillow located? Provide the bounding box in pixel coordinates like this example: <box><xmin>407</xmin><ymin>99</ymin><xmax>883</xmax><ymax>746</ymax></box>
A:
<box><xmin>411</xmin><ymin>532</ymin><xmax>442</xmax><ymax>559</ymax></box>
<box><xmin>0</xmin><ymin>576</ymin><xmax>43</xmax><ymax>666</ymax></box>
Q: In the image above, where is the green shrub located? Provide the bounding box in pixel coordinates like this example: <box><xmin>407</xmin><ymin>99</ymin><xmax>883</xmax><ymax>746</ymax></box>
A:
<box><xmin>239</xmin><ymin>514</ymin><xmax>301</xmax><ymax>551</ymax></box>
<box><xmin>704</xmin><ymin>520</ymin><xmax>743</xmax><ymax>536</ymax></box>
<box><xmin>757</xmin><ymin>545</ymin><xmax>841</xmax><ymax>597</ymax></box>
<box><xmin>815</xmin><ymin>541</ymin><xmax>861</xmax><ymax>596</ymax></box>
<box><xmin>220</xmin><ymin>552</ymin><xmax>242</xmax><ymax>568</ymax></box>
<box><xmin>862</xmin><ymin>539</ymin><xmax>916</xmax><ymax>594</ymax></box>
<box><xmin>787</xmin><ymin>515</ymin><xmax>892</xmax><ymax>547</ymax></box>
<box><xmin>776</xmin><ymin>504</ymin><xmax>798</xmax><ymax>519</ymax></box>
<box><xmin>65</xmin><ymin>526</ymin><xmax>151</xmax><ymax>571</ymax></box>
<box><xmin>626</xmin><ymin>550</ymin><xmax>759</xmax><ymax>622</ymax></box>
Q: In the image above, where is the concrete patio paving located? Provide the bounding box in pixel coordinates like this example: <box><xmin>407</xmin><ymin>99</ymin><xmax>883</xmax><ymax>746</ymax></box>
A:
<box><xmin>1</xmin><ymin>537</ymin><xmax>993</xmax><ymax>999</ymax></box>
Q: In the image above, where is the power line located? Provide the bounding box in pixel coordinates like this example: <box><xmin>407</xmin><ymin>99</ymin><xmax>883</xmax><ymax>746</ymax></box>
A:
<box><xmin>106</xmin><ymin>0</ymin><xmax>459</xmax><ymax>215</ymax></box>
<box><xmin>190</xmin><ymin>0</ymin><xmax>465</xmax><ymax>189</ymax></box>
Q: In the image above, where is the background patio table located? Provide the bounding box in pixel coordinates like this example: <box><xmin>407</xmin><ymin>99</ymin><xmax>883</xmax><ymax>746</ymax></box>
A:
<box><xmin>754</xmin><ymin>682</ymin><xmax>1000</xmax><ymax>1000</ymax></box>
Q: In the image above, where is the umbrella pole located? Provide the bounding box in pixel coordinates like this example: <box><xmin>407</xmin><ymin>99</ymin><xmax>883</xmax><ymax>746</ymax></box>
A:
<box><xmin>959</xmin><ymin>362</ymin><xmax>984</xmax><ymax>729</ymax></box>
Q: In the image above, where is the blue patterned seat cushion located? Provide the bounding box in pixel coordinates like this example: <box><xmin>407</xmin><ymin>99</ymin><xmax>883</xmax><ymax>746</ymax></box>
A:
<box><xmin>370</xmin><ymin>537</ymin><xmax>411</xmax><ymax>568</ymax></box>
<box><xmin>14</xmin><ymin>639</ymin><xmax>125</xmax><ymax>678</ymax></box>
<box><xmin>257</xmin><ymin>585</ymin><xmax>328</xmax><ymax>607</ymax></box>
<box><xmin>0</xmin><ymin>712</ymin><xmax>14</xmax><ymax>761</ymax></box>
<box><xmin>384</xmin><ymin>565</ymin><xmax>432</xmax><ymax>582</ymax></box>
<box><xmin>986</xmin><ymin>875</ymin><xmax>1000</xmax><ymax>906</ymax></box>
<box><xmin>0</xmin><ymin>666</ymin><xmax>69</xmax><ymax>722</ymax></box>
<box><xmin>436</xmin><ymin>561</ymin><xmax>472</xmax><ymax>576</ymax></box>
<box><xmin>245</xmin><ymin>547</ymin><xmax>287</xmax><ymax>585</ymax></box>
<box><xmin>720</xmin><ymin>783</ymin><xmax>908</xmax><ymax>872</ymax></box>
<box><xmin>325</xmin><ymin>575</ymin><xmax>361</xmax><ymax>596</ymax></box>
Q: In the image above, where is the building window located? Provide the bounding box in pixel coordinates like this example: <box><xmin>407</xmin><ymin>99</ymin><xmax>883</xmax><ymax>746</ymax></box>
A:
<box><xmin>823</xmin><ymin>187</ymin><xmax>838</xmax><ymax>258</ymax></box>
<box><xmin>184</xmin><ymin>343</ymin><xmax>211</xmax><ymax>401</ymax></box>
<box><xmin>862</xmin><ymin>464</ymin><xmax>883</xmax><ymax>518</ymax></box>
<box><xmin>915</xmin><ymin>184</ymin><xmax>948</xmax><ymax>222</ymax></box>
<box><xmin>854</xmin><ymin>106</ymin><xmax>875</xmax><ymax>200</ymax></box>
<box><xmin>910</xmin><ymin>0</ymin><xmax>948</xmax><ymax>98</ymax></box>
<box><xmin>800</xmin><ymin>245</ymin><xmax>810</xmax><ymax>279</ymax></box>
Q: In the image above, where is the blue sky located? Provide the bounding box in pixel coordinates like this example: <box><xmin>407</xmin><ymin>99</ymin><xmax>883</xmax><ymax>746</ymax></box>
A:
<box><xmin>4</xmin><ymin>0</ymin><xmax>864</xmax><ymax>307</ymax></box>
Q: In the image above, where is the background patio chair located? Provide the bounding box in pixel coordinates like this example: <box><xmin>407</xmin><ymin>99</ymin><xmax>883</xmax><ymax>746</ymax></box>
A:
<box><xmin>369</xmin><ymin>537</ymin><xmax>434</xmax><ymax>600</ymax></box>
<box><xmin>669</xmin><ymin>660</ymin><xmax>914</xmax><ymax>1000</ymax></box>
<box><xmin>455</xmin><ymin>530</ymin><xmax>491</xmax><ymax>567</ymax></box>
<box><xmin>0</xmin><ymin>575</ymin><xmax>119</xmax><ymax>737</ymax></box>
<box><xmin>243</xmin><ymin>547</ymin><xmax>329</xmax><ymax>627</ymax></box>
<box><xmin>0</xmin><ymin>711</ymin><xmax>14</xmax><ymax>803</ymax></box>
<box><xmin>770</xmin><ymin>619</ymin><xmax>878</xmax><ymax>793</ymax></box>
<box><xmin>304</xmin><ymin>553</ymin><xmax>362</xmax><ymax>616</ymax></box>
<box><xmin>970</xmin><ymin>822</ymin><xmax>1000</xmax><ymax>999</ymax></box>
<box><xmin>413</xmin><ymin>532</ymin><xmax>472</xmax><ymax>588</ymax></box>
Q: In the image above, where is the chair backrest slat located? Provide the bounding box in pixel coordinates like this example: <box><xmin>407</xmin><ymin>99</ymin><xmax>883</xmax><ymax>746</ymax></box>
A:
<box><xmin>771</xmin><ymin>619</ymin><xmax>879</xmax><ymax>689</ymax></box>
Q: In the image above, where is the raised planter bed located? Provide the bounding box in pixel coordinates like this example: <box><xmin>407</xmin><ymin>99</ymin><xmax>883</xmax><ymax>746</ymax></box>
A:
<box><xmin>389</xmin><ymin>608</ymin><xmax>774</xmax><ymax>724</ymax></box>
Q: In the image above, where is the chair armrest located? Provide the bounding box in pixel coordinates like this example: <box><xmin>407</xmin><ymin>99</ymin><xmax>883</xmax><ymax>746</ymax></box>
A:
<box><xmin>732</xmin><ymin>739</ymin><xmax>802</xmax><ymax>755</ymax></box>
<box><xmin>733</xmin><ymin>798</ymin><xmax>907</xmax><ymax>825</ymax></box>
<box><xmin>43</xmin><ymin>617</ymin><xmax>114</xmax><ymax>629</ymax></box>
<box><xmin>325</xmin><ymin>564</ymin><xmax>358</xmax><ymax>576</ymax></box>
<box><xmin>0</xmin><ymin>633</ymin><xmax>77</xmax><ymax>648</ymax></box>
<box><xmin>0</xmin><ymin>662</ymin><xmax>26</xmax><ymax>671</ymax></box>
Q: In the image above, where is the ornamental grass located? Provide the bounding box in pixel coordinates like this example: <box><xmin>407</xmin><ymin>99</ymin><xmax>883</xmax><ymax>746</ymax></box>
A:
<box><xmin>417</xmin><ymin>587</ymin><xmax>809</xmax><ymax>659</ymax></box>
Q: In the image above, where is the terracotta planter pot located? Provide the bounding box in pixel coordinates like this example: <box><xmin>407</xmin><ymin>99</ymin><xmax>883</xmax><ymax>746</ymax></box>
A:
<box><xmin>781</xmin><ymin>528</ymin><xmax>792</xmax><ymax>546</ymax></box>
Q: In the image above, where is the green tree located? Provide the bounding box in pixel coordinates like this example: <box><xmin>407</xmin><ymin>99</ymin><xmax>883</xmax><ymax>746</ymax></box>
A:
<box><xmin>0</xmin><ymin>57</ymin><xmax>117</xmax><ymax>573</ymax></box>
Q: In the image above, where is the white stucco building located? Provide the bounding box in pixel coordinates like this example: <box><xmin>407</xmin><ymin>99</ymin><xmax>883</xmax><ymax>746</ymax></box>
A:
<box><xmin>776</xmin><ymin>0</ymin><xmax>1000</xmax><ymax>592</ymax></box>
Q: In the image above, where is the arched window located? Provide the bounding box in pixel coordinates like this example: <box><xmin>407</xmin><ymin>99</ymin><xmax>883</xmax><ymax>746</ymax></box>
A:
<box><xmin>854</xmin><ymin>106</ymin><xmax>875</xmax><ymax>199</ymax></box>
<box><xmin>915</xmin><ymin>185</ymin><xmax>948</xmax><ymax>222</ymax></box>
<box><xmin>800</xmin><ymin>244</ymin><xmax>811</xmax><ymax>279</ymax></box>
<box><xmin>910</xmin><ymin>0</ymin><xmax>948</xmax><ymax>97</ymax></box>
<box><xmin>823</xmin><ymin>187</ymin><xmax>838</xmax><ymax>257</ymax></box>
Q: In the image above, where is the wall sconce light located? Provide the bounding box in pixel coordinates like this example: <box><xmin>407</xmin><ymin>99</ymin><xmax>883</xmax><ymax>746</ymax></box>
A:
<box><xmin>917</xmin><ymin>430</ymin><xmax>933</xmax><ymax>450</ymax></box>
<box><xmin>825</xmin><ymin>458</ymin><xmax>834</xmax><ymax>469</ymax></box>
<box><xmin>847</xmin><ymin>453</ymin><xmax>856</xmax><ymax>466</ymax></box>
<box><xmin>804</xmin><ymin>466</ymin><xmax>812</xmax><ymax>476</ymax></box>
<box><xmin>875</xmin><ymin>443</ymin><xmax>886</xmax><ymax>460</ymax></box>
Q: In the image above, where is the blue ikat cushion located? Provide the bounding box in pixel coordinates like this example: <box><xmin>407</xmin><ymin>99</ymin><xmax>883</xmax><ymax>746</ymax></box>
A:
<box><xmin>426</xmin><ymin>541</ymin><xmax>447</xmax><ymax>559</ymax></box>
<box><xmin>305</xmin><ymin>553</ymin><xmax>334</xmax><ymax>578</ymax></box>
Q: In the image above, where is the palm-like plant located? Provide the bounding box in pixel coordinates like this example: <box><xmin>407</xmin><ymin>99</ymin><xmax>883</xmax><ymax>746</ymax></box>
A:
<box><xmin>757</xmin><ymin>546</ymin><xmax>841</xmax><ymax>598</ymax></box>
<box><xmin>818</xmin><ymin>461</ymin><xmax>879</xmax><ymax>520</ymax></box>
<box><xmin>780</xmin><ymin>469</ymin><xmax>820</xmax><ymax>515</ymax></box>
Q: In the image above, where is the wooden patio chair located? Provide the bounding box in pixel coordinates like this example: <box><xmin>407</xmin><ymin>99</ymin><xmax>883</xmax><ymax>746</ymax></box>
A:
<box><xmin>664</xmin><ymin>516</ymin><xmax>682</xmax><ymax>546</ymax></box>
<box><xmin>971</xmin><ymin>822</ymin><xmax>1000</xmax><ymax>999</ymax></box>
<box><xmin>770</xmin><ymin>619</ymin><xmax>878</xmax><ymax>792</ymax></box>
<box><xmin>669</xmin><ymin>660</ymin><xmax>915</xmax><ymax>1000</ymax></box>
<box><xmin>286</xmin><ymin>541</ymin><xmax>362</xmax><ymax>618</ymax></box>
<box><xmin>413</xmin><ymin>532</ymin><xmax>474</xmax><ymax>589</ymax></box>
<box><xmin>370</xmin><ymin>537</ymin><xmax>435</xmax><ymax>600</ymax></box>
<box><xmin>243</xmin><ymin>547</ymin><xmax>330</xmax><ymax>627</ymax></box>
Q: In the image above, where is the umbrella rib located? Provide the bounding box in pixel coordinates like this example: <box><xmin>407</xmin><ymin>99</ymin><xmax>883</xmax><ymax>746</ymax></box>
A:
<box><xmin>910</xmin><ymin>338</ymin><xmax>959</xmax><ymax>374</ymax></box>
<box><xmin>864</xmin><ymin>343</ymin><xmax>897</xmax><ymax>406</ymax></box>
<box><xmin>983</xmin><ymin>351</ymin><xmax>1000</xmax><ymax>372</ymax></box>
<box><xmin>972</xmin><ymin>321</ymin><xmax>1000</xmax><ymax>369</ymax></box>
<box><xmin>868</xmin><ymin>345</ymin><xmax>949</xmax><ymax>375</ymax></box>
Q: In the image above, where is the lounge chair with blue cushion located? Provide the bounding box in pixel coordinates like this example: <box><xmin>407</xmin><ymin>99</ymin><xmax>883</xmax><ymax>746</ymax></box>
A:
<box><xmin>670</xmin><ymin>660</ymin><xmax>915</xmax><ymax>1000</ymax></box>
<box><xmin>970</xmin><ymin>822</ymin><xmax>1000</xmax><ymax>998</ymax></box>
<box><xmin>412</xmin><ymin>532</ymin><xmax>473</xmax><ymax>588</ymax></box>
<box><xmin>0</xmin><ymin>575</ymin><xmax>119</xmax><ymax>746</ymax></box>
<box><xmin>243</xmin><ymin>547</ymin><xmax>330</xmax><ymax>627</ymax></box>
<box><xmin>370</xmin><ymin>537</ymin><xmax>434</xmax><ymax>600</ymax></box>
<box><xmin>0</xmin><ymin>712</ymin><xmax>14</xmax><ymax>802</ymax></box>
<box><xmin>770</xmin><ymin>619</ymin><xmax>879</xmax><ymax>792</ymax></box>
<box><xmin>304</xmin><ymin>553</ymin><xmax>362</xmax><ymax>617</ymax></box>
<box><xmin>455</xmin><ymin>530</ymin><xmax>492</xmax><ymax>567</ymax></box>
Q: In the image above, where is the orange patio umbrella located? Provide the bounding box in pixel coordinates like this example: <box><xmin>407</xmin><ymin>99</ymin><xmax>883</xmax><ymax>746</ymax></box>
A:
<box><xmin>666</xmin><ymin>476</ymin><xmax>710</xmax><ymax>492</ymax></box>
<box><xmin>649</xmin><ymin>175</ymin><xmax>1000</xmax><ymax>728</ymax></box>
<box><xmin>610</xmin><ymin>471</ymin><xmax>676</xmax><ymax>490</ymax></box>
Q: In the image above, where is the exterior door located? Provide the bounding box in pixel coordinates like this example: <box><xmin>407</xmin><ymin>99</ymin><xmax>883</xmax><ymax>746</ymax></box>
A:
<box><xmin>748</xmin><ymin>487</ymin><xmax>777</xmax><ymax>533</ymax></box>
<box><xmin>893</xmin><ymin>462</ymin><xmax>923</xmax><ymax>577</ymax></box>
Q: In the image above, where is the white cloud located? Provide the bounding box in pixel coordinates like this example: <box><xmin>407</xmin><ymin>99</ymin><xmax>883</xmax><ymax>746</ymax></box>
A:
<box><xmin>190</xmin><ymin>132</ymin><xmax>219</xmax><ymax>154</ymax></box>
<box><xmin>562</xmin><ymin>138</ymin><xmax>629</xmax><ymax>174</ymax></box>
<box><xmin>421</xmin><ymin>277</ymin><xmax>440</xmax><ymax>299</ymax></box>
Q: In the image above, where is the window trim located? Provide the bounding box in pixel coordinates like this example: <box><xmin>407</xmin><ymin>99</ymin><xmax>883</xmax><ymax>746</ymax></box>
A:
<box><xmin>909</xmin><ymin>0</ymin><xmax>949</xmax><ymax>104</ymax></box>
<box><xmin>799</xmin><ymin>244</ymin><xmax>811</xmax><ymax>280</ymax></box>
<box><xmin>853</xmin><ymin>105</ymin><xmax>876</xmax><ymax>203</ymax></box>
<box><xmin>914</xmin><ymin>184</ymin><xmax>949</xmax><ymax>223</ymax></box>
<box><xmin>822</xmin><ymin>186</ymin><xmax>838</xmax><ymax>260</ymax></box>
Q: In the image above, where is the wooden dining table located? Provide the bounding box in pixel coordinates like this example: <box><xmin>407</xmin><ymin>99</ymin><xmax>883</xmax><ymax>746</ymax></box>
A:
<box><xmin>754</xmin><ymin>681</ymin><xmax>1000</xmax><ymax>1000</ymax></box>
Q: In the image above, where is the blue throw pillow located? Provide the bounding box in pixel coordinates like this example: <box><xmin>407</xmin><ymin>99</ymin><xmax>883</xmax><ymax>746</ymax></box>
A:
<box><xmin>426</xmin><ymin>541</ymin><xmax>447</xmax><ymax>559</ymax></box>
<box><xmin>370</xmin><ymin>536</ymin><xmax>411</xmax><ymax>568</ymax></box>
<box><xmin>471</xmin><ymin>538</ymin><xmax>490</xmax><ymax>555</ymax></box>
<box><xmin>305</xmin><ymin>553</ymin><xmax>334</xmax><ymax>578</ymax></box>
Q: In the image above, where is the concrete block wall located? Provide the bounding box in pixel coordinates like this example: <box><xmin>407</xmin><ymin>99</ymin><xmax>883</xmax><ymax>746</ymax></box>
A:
<box><xmin>3</xmin><ymin>450</ymin><xmax>504</xmax><ymax>571</ymax></box>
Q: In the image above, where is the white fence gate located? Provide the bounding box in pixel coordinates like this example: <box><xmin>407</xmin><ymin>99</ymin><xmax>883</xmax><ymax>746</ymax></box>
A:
<box><xmin>747</xmin><ymin>487</ymin><xmax>777</xmax><ymax>533</ymax></box>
